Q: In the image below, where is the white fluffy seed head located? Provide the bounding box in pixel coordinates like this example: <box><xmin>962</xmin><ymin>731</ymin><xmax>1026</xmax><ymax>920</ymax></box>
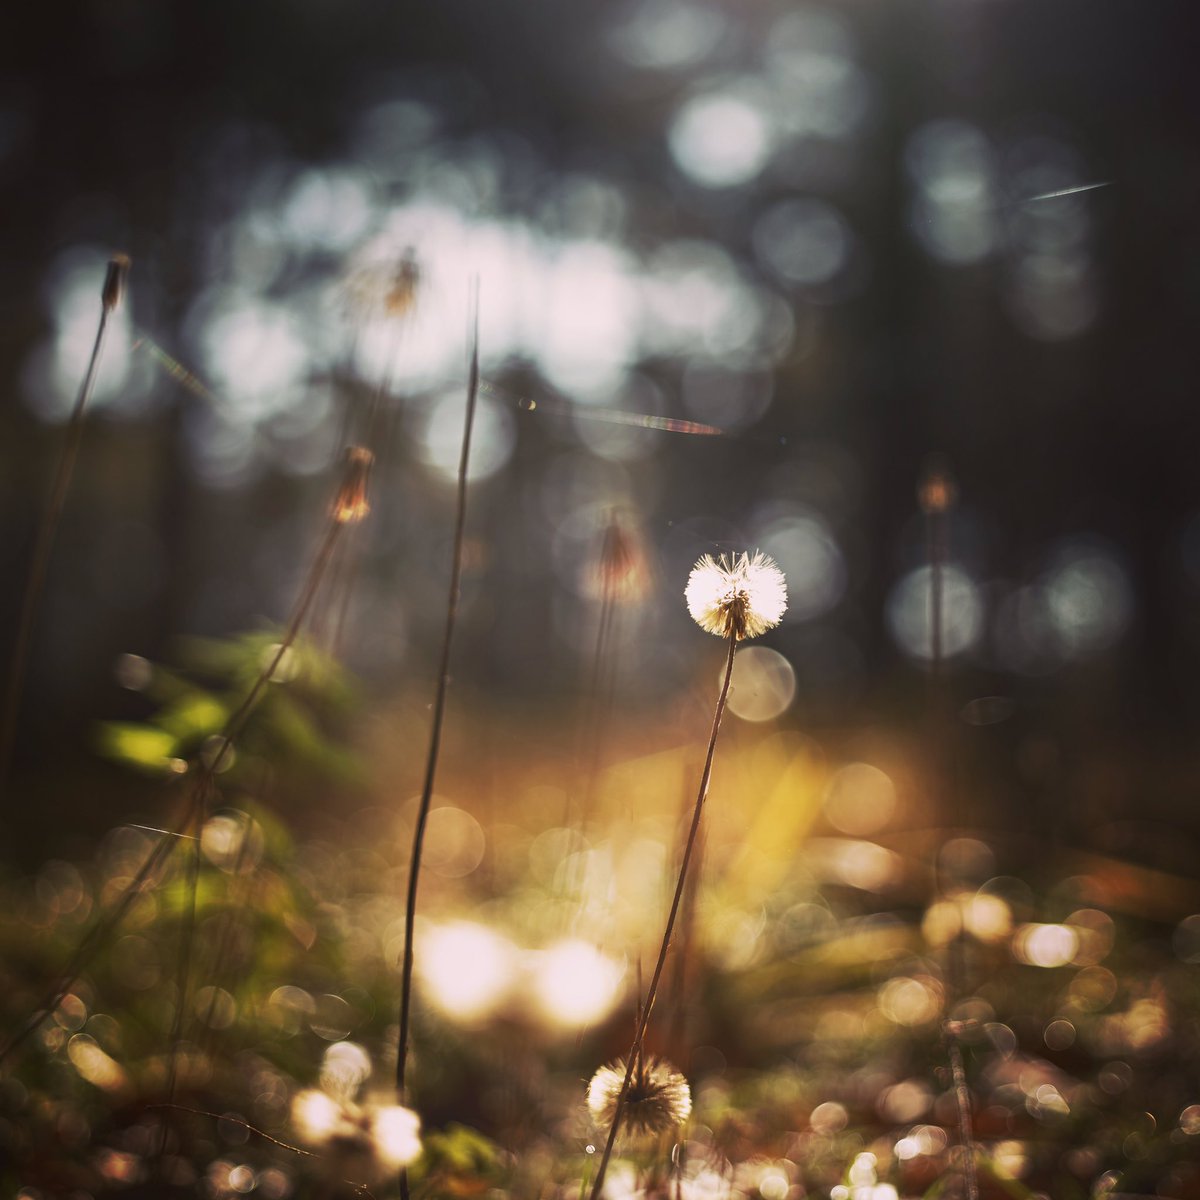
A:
<box><xmin>685</xmin><ymin>551</ymin><xmax>788</xmax><ymax>639</ymax></box>
<box><xmin>586</xmin><ymin>1056</ymin><xmax>692</xmax><ymax>1135</ymax></box>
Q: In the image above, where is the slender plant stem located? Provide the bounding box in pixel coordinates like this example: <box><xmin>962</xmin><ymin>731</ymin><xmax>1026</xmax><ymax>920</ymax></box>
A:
<box><xmin>0</xmin><ymin>273</ymin><xmax>121</xmax><ymax>798</ymax></box>
<box><xmin>396</xmin><ymin>284</ymin><xmax>480</xmax><ymax>1200</ymax></box>
<box><xmin>924</xmin><ymin>469</ymin><xmax>978</xmax><ymax>1200</ymax></box>
<box><xmin>588</xmin><ymin>633</ymin><xmax>738</xmax><ymax>1200</ymax></box>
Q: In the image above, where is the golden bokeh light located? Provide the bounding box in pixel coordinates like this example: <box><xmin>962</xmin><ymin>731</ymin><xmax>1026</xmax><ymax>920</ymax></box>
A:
<box><xmin>878</xmin><ymin>975</ymin><xmax>943</xmax><ymax>1027</ymax></box>
<box><xmin>416</xmin><ymin>920</ymin><xmax>518</xmax><ymax>1022</ymax></box>
<box><xmin>370</xmin><ymin>1104</ymin><xmax>422</xmax><ymax>1167</ymax></box>
<box><xmin>67</xmin><ymin>1033</ymin><xmax>130</xmax><ymax>1097</ymax></box>
<box><xmin>809</xmin><ymin>1100</ymin><xmax>848</xmax><ymax>1135</ymax></box>
<box><xmin>822</xmin><ymin>762</ymin><xmax>896</xmax><ymax>836</ymax></box>
<box><xmin>725</xmin><ymin>646</ymin><xmax>796</xmax><ymax>722</ymax></box>
<box><xmin>1013</xmin><ymin>923</ymin><xmax>1078</xmax><ymax>968</ymax></box>
<box><xmin>531</xmin><ymin>938</ymin><xmax>624</xmax><ymax>1030</ymax></box>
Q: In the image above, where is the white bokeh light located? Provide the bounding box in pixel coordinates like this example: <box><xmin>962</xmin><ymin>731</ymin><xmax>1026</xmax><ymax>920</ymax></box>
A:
<box><xmin>753</xmin><ymin>198</ymin><xmax>854</xmax><ymax>289</ymax></box>
<box><xmin>668</xmin><ymin>86</ymin><xmax>773</xmax><ymax>187</ymax></box>
<box><xmin>887</xmin><ymin>565</ymin><xmax>984</xmax><ymax>661</ymax></box>
<box><xmin>417</xmin><ymin>392</ymin><xmax>515</xmax><ymax>484</ymax></box>
<box><xmin>726</xmin><ymin>646</ymin><xmax>796</xmax><ymax>722</ymax></box>
<box><xmin>757</xmin><ymin>510</ymin><xmax>846</xmax><ymax>621</ymax></box>
<box><xmin>198</xmin><ymin>295</ymin><xmax>311</xmax><ymax>420</ymax></box>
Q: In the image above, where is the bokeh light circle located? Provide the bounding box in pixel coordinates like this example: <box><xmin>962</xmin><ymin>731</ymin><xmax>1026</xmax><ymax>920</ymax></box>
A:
<box><xmin>726</xmin><ymin>647</ymin><xmax>796</xmax><ymax>722</ymax></box>
<box><xmin>419</xmin><ymin>393</ymin><xmax>515</xmax><ymax>483</ymax></box>
<box><xmin>823</xmin><ymin>763</ymin><xmax>896</xmax><ymax>836</ymax></box>
<box><xmin>887</xmin><ymin>565</ymin><xmax>983</xmax><ymax>660</ymax></box>
<box><xmin>668</xmin><ymin>86</ymin><xmax>772</xmax><ymax>187</ymax></box>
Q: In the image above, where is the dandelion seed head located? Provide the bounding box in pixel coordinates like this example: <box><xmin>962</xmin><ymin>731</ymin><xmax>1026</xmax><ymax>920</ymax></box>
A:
<box><xmin>685</xmin><ymin>551</ymin><xmax>787</xmax><ymax>639</ymax></box>
<box><xmin>587</xmin><ymin>1056</ymin><xmax>692</xmax><ymax>1135</ymax></box>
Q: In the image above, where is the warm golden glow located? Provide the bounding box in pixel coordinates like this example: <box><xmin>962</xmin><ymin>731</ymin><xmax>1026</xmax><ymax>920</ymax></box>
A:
<box><xmin>1014</xmin><ymin>923</ymin><xmax>1078</xmax><ymax>967</ymax></box>
<box><xmin>823</xmin><ymin>763</ymin><xmax>896</xmax><ymax>836</ymax></box>
<box><xmin>878</xmin><ymin>975</ymin><xmax>942</xmax><ymax>1026</ymax></box>
<box><xmin>67</xmin><ymin>1034</ymin><xmax>130</xmax><ymax>1097</ymax></box>
<box><xmin>371</xmin><ymin>1104</ymin><xmax>422</xmax><ymax>1167</ymax></box>
<box><xmin>292</xmin><ymin>1088</ymin><xmax>342</xmax><ymax>1143</ymax></box>
<box><xmin>531</xmin><ymin>939</ymin><xmax>624</xmax><ymax>1029</ymax></box>
<box><xmin>417</xmin><ymin>920</ymin><xmax>518</xmax><ymax>1022</ymax></box>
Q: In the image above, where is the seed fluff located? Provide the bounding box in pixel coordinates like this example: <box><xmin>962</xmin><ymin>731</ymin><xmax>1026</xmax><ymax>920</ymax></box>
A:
<box><xmin>587</xmin><ymin>1056</ymin><xmax>692</xmax><ymax>1136</ymax></box>
<box><xmin>685</xmin><ymin>551</ymin><xmax>787</xmax><ymax>640</ymax></box>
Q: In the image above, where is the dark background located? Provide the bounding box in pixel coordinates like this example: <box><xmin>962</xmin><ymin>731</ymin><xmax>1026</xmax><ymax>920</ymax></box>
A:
<box><xmin>2</xmin><ymin>0</ymin><xmax>1199</xmax><ymax>859</ymax></box>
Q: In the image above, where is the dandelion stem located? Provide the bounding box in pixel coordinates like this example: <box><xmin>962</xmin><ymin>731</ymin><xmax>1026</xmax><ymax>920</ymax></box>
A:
<box><xmin>589</xmin><ymin>633</ymin><xmax>738</xmax><ymax>1200</ymax></box>
<box><xmin>396</xmin><ymin>281</ymin><xmax>480</xmax><ymax>1199</ymax></box>
<box><xmin>0</xmin><ymin>257</ymin><xmax>127</xmax><ymax>799</ymax></box>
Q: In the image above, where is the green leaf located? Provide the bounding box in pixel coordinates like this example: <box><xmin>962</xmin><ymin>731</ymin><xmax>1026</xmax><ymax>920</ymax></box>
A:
<box><xmin>157</xmin><ymin>692</ymin><xmax>229</xmax><ymax>742</ymax></box>
<box><xmin>95</xmin><ymin>722</ymin><xmax>181</xmax><ymax>773</ymax></box>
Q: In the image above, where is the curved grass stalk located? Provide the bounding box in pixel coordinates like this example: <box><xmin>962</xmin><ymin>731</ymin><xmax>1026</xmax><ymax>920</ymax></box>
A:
<box><xmin>396</xmin><ymin>283</ymin><xmax>479</xmax><ymax>1199</ymax></box>
<box><xmin>0</xmin><ymin>256</ymin><xmax>129</xmax><ymax>797</ymax></box>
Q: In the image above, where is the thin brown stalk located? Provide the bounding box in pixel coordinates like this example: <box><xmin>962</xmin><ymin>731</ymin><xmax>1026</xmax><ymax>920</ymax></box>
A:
<box><xmin>588</xmin><ymin>633</ymin><xmax>738</xmax><ymax>1200</ymax></box>
<box><xmin>396</xmin><ymin>283</ymin><xmax>480</xmax><ymax>1200</ymax></box>
<box><xmin>0</xmin><ymin>255</ymin><xmax>129</xmax><ymax>797</ymax></box>
<box><xmin>921</xmin><ymin>462</ymin><xmax>978</xmax><ymax>1200</ymax></box>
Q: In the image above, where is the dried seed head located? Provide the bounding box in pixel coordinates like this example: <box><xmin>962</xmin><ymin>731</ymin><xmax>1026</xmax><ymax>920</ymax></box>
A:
<box><xmin>584</xmin><ymin>511</ymin><xmax>651</xmax><ymax>604</ymax></box>
<box><xmin>685</xmin><ymin>551</ymin><xmax>787</xmax><ymax>640</ymax></box>
<box><xmin>587</xmin><ymin>1056</ymin><xmax>692</xmax><ymax>1136</ymax></box>
<box><xmin>344</xmin><ymin>246</ymin><xmax>421</xmax><ymax>321</ymax></box>
<box><xmin>332</xmin><ymin>446</ymin><xmax>374</xmax><ymax>525</ymax></box>
<box><xmin>382</xmin><ymin>250</ymin><xmax>421</xmax><ymax>317</ymax></box>
<box><xmin>102</xmin><ymin>254</ymin><xmax>131</xmax><ymax>313</ymax></box>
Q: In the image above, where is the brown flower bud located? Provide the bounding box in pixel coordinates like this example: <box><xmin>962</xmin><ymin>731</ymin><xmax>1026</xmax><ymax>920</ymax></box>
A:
<box><xmin>584</xmin><ymin>511</ymin><xmax>651</xmax><ymax>604</ymax></box>
<box><xmin>331</xmin><ymin>446</ymin><xmax>374</xmax><ymax>525</ymax></box>
<box><xmin>102</xmin><ymin>254</ymin><xmax>131</xmax><ymax>313</ymax></box>
<box><xmin>918</xmin><ymin>459</ymin><xmax>957</xmax><ymax>515</ymax></box>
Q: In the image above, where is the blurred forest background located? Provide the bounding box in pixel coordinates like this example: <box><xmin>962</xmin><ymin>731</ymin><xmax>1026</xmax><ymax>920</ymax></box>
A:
<box><xmin>3</xmin><ymin>0</ymin><xmax>1200</xmax><ymax>848</ymax></box>
<box><xmin>3</xmin><ymin>0</ymin><xmax>1200</xmax><ymax>1197</ymax></box>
